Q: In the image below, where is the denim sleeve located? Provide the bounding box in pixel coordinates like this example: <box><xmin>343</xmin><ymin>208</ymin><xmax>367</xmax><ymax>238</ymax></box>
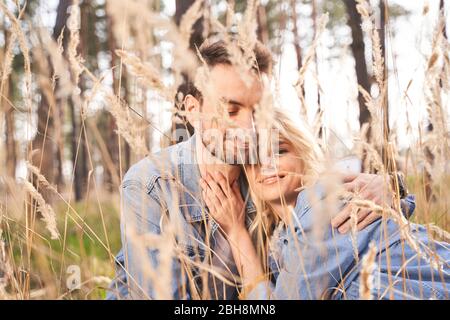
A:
<box><xmin>120</xmin><ymin>180</ymin><xmax>188</xmax><ymax>299</ymax></box>
<box><xmin>246</xmin><ymin>190</ymin><xmax>376</xmax><ymax>300</ymax></box>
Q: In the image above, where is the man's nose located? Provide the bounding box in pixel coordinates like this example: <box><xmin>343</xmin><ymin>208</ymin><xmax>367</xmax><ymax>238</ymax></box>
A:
<box><xmin>235</xmin><ymin>110</ymin><xmax>255</xmax><ymax>130</ymax></box>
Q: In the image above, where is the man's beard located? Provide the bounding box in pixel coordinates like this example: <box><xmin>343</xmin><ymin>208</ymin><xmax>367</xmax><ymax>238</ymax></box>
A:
<box><xmin>201</xmin><ymin>129</ymin><xmax>256</xmax><ymax>165</ymax></box>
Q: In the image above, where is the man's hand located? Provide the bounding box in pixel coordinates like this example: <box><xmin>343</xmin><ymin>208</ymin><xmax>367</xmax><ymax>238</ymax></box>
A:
<box><xmin>331</xmin><ymin>173</ymin><xmax>394</xmax><ymax>233</ymax></box>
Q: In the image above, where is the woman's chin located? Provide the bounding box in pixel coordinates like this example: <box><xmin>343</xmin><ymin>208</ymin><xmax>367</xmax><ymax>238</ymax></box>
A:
<box><xmin>254</xmin><ymin>184</ymin><xmax>300</xmax><ymax>205</ymax></box>
<box><xmin>258</xmin><ymin>187</ymin><xmax>289</xmax><ymax>203</ymax></box>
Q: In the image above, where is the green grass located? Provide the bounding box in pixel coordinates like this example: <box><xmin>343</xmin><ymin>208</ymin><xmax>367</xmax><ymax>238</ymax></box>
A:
<box><xmin>4</xmin><ymin>198</ymin><xmax>121</xmax><ymax>299</ymax></box>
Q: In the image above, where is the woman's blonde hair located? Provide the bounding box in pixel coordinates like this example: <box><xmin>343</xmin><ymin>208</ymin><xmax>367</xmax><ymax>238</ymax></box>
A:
<box><xmin>243</xmin><ymin>108</ymin><xmax>324</xmax><ymax>278</ymax></box>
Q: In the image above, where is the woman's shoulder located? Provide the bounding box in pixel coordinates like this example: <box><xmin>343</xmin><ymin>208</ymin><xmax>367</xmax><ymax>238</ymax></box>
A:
<box><xmin>294</xmin><ymin>183</ymin><xmax>332</xmax><ymax>217</ymax></box>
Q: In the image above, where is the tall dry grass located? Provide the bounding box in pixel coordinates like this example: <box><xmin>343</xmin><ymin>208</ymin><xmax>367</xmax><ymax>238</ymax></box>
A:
<box><xmin>0</xmin><ymin>0</ymin><xmax>448</xmax><ymax>300</ymax></box>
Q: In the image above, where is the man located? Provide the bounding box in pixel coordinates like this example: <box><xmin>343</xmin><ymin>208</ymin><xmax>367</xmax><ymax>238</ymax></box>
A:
<box><xmin>106</xmin><ymin>39</ymin><xmax>415</xmax><ymax>300</ymax></box>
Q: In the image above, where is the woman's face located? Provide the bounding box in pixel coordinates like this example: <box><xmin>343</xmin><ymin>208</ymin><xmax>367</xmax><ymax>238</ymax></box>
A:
<box><xmin>245</xmin><ymin>139</ymin><xmax>304</xmax><ymax>205</ymax></box>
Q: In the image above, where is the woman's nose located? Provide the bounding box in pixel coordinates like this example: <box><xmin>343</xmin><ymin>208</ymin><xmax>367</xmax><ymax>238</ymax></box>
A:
<box><xmin>260</xmin><ymin>157</ymin><xmax>277</xmax><ymax>175</ymax></box>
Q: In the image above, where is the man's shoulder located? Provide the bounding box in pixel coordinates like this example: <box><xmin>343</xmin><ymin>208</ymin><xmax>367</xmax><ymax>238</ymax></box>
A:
<box><xmin>122</xmin><ymin>137</ymin><xmax>195</xmax><ymax>187</ymax></box>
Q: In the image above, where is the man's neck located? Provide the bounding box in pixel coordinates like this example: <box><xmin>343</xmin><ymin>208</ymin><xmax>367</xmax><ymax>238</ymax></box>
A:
<box><xmin>196</xmin><ymin>135</ymin><xmax>241</xmax><ymax>184</ymax></box>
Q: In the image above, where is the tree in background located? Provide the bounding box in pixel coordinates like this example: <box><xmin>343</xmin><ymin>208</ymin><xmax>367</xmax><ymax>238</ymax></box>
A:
<box><xmin>344</xmin><ymin>0</ymin><xmax>371</xmax><ymax>129</ymax></box>
<box><xmin>1</xmin><ymin>22</ymin><xmax>17</xmax><ymax>178</ymax></box>
<box><xmin>31</xmin><ymin>0</ymin><xmax>71</xmax><ymax>199</ymax></box>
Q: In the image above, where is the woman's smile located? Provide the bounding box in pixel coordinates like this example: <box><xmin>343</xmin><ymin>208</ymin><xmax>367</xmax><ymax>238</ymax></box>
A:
<box><xmin>257</xmin><ymin>173</ymin><xmax>287</xmax><ymax>185</ymax></box>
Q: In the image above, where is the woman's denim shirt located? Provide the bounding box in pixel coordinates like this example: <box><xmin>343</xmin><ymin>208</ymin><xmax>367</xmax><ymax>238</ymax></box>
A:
<box><xmin>247</xmin><ymin>186</ymin><xmax>448</xmax><ymax>300</ymax></box>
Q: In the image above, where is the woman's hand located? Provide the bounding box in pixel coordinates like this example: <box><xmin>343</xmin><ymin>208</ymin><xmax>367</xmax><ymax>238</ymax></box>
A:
<box><xmin>200</xmin><ymin>172</ymin><xmax>246</xmax><ymax>236</ymax></box>
<box><xmin>201</xmin><ymin>173</ymin><xmax>265</xmax><ymax>296</ymax></box>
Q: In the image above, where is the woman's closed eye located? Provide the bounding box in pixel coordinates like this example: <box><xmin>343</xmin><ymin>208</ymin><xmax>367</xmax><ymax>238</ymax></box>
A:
<box><xmin>273</xmin><ymin>141</ymin><xmax>291</xmax><ymax>157</ymax></box>
<box><xmin>275</xmin><ymin>148</ymin><xmax>288</xmax><ymax>156</ymax></box>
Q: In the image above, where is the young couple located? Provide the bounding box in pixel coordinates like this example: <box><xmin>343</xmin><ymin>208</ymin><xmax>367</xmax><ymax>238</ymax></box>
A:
<box><xmin>107</xmin><ymin>39</ymin><xmax>449</xmax><ymax>300</ymax></box>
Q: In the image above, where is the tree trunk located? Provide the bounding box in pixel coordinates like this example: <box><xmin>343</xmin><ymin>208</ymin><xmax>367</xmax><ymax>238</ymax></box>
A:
<box><xmin>3</xmin><ymin>74</ymin><xmax>16</xmax><ymax>178</ymax></box>
<box><xmin>344</xmin><ymin>0</ymin><xmax>371</xmax><ymax>128</ymax></box>
<box><xmin>290</xmin><ymin>0</ymin><xmax>303</xmax><ymax>70</ymax></box>
<box><xmin>105</xmin><ymin>9</ymin><xmax>119</xmax><ymax>190</ymax></box>
<box><xmin>424</xmin><ymin>0</ymin><xmax>446</xmax><ymax>201</ymax></box>
<box><xmin>69</xmin><ymin>0</ymin><xmax>92</xmax><ymax>201</ymax></box>
<box><xmin>378</xmin><ymin>0</ymin><xmax>392</xmax><ymax>173</ymax></box>
<box><xmin>30</xmin><ymin>0</ymin><xmax>71</xmax><ymax>197</ymax></box>
<box><xmin>120</xmin><ymin>71</ymin><xmax>131</xmax><ymax>177</ymax></box>
<box><xmin>256</xmin><ymin>4</ymin><xmax>269</xmax><ymax>45</ymax></box>
<box><xmin>1</xmin><ymin>25</ymin><xmax>17</xmax><ymax>178</ymax></box>
<box><xmin>172</xmin><ymin>0</ymin><xmax>204</xmax><ymax>144</ymax></box>
<box><xmin>311</xmin><ymin>0</ymin><xmax>323</xmax><ymax>138</ymax></box>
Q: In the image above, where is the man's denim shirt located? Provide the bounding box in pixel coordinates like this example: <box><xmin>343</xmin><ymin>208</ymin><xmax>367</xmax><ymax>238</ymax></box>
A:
<box><xmin>107</xmin><ymin>134</ymin><xmax>417</xmax><ymax>300</ymax></box>
<box><xmin>107</xmin><ymin>134</ymin><xmax>256</xmax><ymax>299</ymax></box>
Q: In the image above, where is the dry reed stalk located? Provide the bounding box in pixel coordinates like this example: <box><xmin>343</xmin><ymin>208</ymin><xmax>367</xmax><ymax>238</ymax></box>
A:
<box><xmin>253</xmin><ymin>93</ymin><xmax>275</xmax><ymax>142</ymax></box>
<box><xmin>31</xmin><ymin>42</ymin><xmax>68</xmax><ymax>180</ymax></box>
<box><xmin>0</xmin><ymin>222</ymin><xmax>11</xmax><ymax>299</ymax></box>
<box><xmin>122</xmin><ymin>226</ymin><xmax>175</xmax><ymax>299</ymax></box>
<box><xmin>427</xmin><ymin>223</ymin><xmax>450</xmax><ymax>242</ymax></box>
<box><xmin>0</xmin><ymin>28</ymin><xmax>17</xmax><ymax>84</ymax></box>
<box><xmin>106</xmin><ymin>0</ymin><xmax>170</xmax><ymax>47</ymax></box>
<box><xmin>226</xmin><ymin>0</ymin><xmax>235</xmax><ymax>29</ymax></box>
<box><xmin>115</xmin><ymin>49</ymin><xmax>174</xmax><ymax>100</ymax></box>
<box><xmin>192</xmin><ymin>61</ymin><xmax>230</xmax><ymax>125</ymax></box>
<box><xmin>107</xmin><ymin>0</ymin><xmax>199</xmax><ymax>83</ymax></box>
<box><xmin>105</xmin><ymin>93</ymin><xmax>149</xmax><ymax>156</ymax></box>
<box><xmin>294</xmin><ymin>13</ymin><xmax>329</xmax><ymax>121</ymax></box>
<box><xmin>421</xmin><ymin>12</ymin><xmax>449</xmax><ymax>184</ymax></box>
<box><xmin>22</xmin><ymin>180</ymin><xmax>59</xmax><ymax>240</ymax></box>
<box><xmin>349</xmin><ymin>197</ymin><xmax>425</xmax><ymax>260</ymax></box>
<box><xmin>179</xmin><ymin>0</ymin><xmax>204</xmax><ymax>48</ymax></box>
<box><xmin>204</xmin><ymin>1</ymin><xmax>261</xmax><ymax>89</ymax></box>
<box><xmin>349</xmin><ymin>207</ymin><xmax>360</xmax><ymax>264</ymax></box>
<box><xmin>234</xmin><ymin>0</ymin><xmax>258</xmax><ymax>80</ymax></box>
<box><xmin>85</xmin><ymin>120</ymin><xmax>121</xmax><ymax>189</ymax></box>
<box><xmin>67</xmin><ymin>0</ymin><xmax>84</xmax><ymax>86</ymax></box>
<box><xmin>356</xmin><ymin>0</ymin><xmax>388</xmax><ymax>149</ymax></box>
<box><xmin>359</xmin><ymin>242</ymin><xmax>377</xmax><ymax>300</ymax></box>
<box><xmin>0</xmin><ymin>3</ymin><xmax>32</xmax><ymax>114</ymax></box>
<box><xmin>37</xmin><ymin>27</ymin><xmax>73</xmax><ymax>99</ymax></box>
<box><xmin>25</xmin><ymin>162</ymin><xmax>58</xmax><ymax>195</ymax></box>
<box><xmin>80</xmin><ymin>65</ymin><xmax>150</xmax><ymax>156</ymax></box>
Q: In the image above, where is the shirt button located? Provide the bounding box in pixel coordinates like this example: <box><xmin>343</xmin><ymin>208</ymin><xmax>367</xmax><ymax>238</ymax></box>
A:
<box><xmin>283</xmin><ymin>239</ymin><xmax>288</xmax><ymax>245</ymax></box>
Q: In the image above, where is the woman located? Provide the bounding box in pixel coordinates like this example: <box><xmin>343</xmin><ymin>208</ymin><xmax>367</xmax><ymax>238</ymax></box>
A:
<box><xmin>200</xmin><ymin>109</ymin><xmax>449</xmax><ymax>300</ymax></box>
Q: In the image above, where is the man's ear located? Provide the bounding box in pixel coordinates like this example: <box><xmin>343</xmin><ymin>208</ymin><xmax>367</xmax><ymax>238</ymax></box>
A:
<box><xmin>184</xmin><ymin>94</ymin><xmax>201</xmax><ymax>130</ymax></box>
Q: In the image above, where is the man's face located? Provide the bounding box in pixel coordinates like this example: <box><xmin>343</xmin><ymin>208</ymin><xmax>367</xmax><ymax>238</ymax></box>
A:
<box><xmin>196</xmin><ymin>64</ymin><xmax>263</xmax><ymax>164</ymax></box>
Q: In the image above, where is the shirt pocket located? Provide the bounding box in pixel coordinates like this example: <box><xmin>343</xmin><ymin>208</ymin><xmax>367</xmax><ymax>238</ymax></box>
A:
<box><xmin>177</xmin><ymin>241</ymin><xmax>206</xmax><ymax>261</ymax></box>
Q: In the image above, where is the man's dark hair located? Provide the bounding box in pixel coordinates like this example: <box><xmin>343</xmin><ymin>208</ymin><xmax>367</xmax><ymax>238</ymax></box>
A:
<box><xmin>172</xmin><ymin>39</ymin><xmax>273</xmax><ymax>141</ymax></box>
<box><xmin>178</xmin><ymin>39</ymin><xmax>273</xmax><ymax>102</ymax></box>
